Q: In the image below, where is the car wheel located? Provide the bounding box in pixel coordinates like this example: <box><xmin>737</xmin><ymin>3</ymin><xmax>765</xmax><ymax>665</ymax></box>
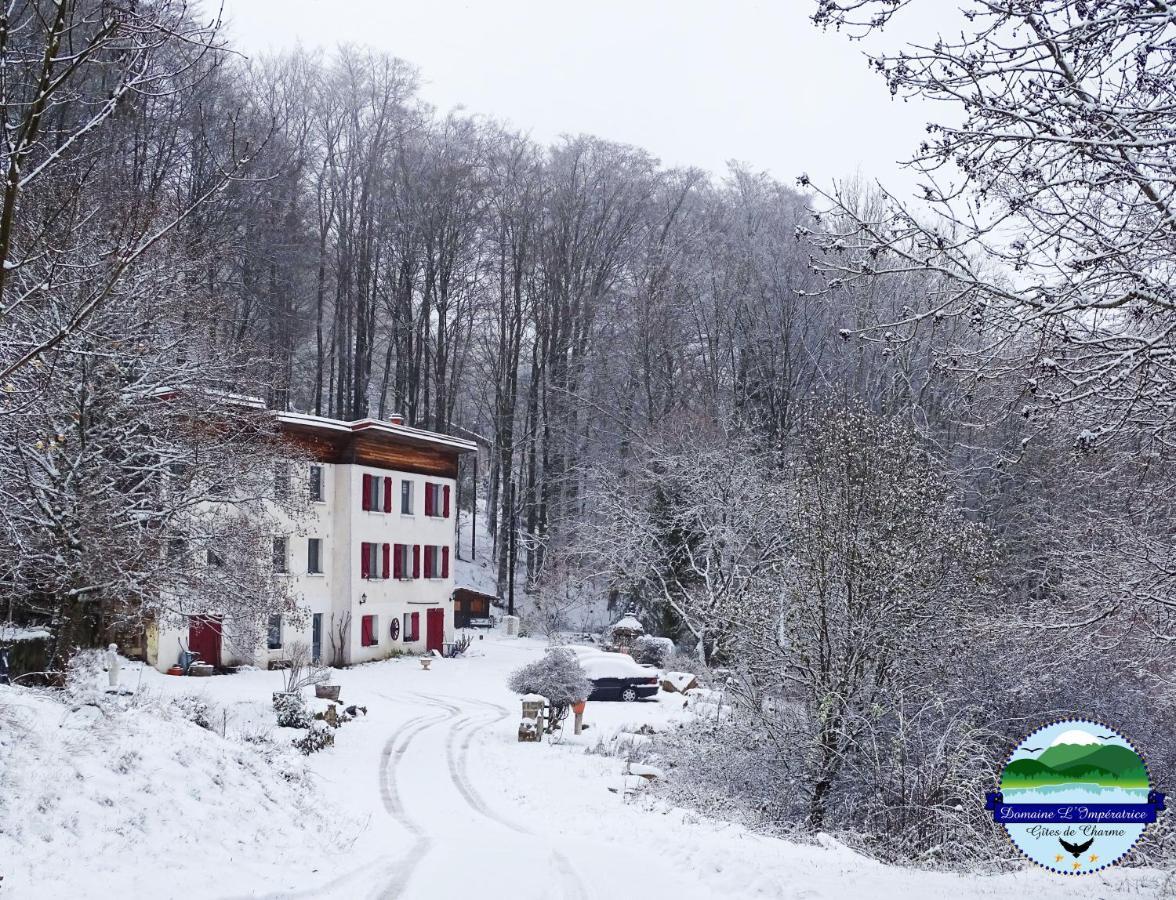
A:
<box><xmin>621</xmin><ymin>687</ymin><xmax>638</xmax><ymax>702</ymax></box>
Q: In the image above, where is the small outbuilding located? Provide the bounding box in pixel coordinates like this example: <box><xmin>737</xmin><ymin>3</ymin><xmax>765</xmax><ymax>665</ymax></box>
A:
<box><xmin>603</xmin><ymin>614</ymin><xmax>645</xmax><ymax>654</ymax></box>
<box><xmin>452</xmin><ymin>587</ymin><xmax>498</xmax><ymax>629</ymax></box>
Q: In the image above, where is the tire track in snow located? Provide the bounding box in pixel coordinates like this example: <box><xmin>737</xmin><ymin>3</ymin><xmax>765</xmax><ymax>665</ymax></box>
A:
<box><xmin>410</xmin><ymin>693</ymin><xmax>590</xmax><ymax>900</ymax></box>
<box><xmin>371</xmin><ymin>694</ymin><xmax>464</xmax><ymax>900</ymax></box>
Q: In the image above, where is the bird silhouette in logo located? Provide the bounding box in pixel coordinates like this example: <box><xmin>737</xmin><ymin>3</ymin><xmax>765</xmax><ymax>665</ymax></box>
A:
<box><xmin>1060</xmin><ymin>838</ymin><xmax>1094</xmax><ymax>858</ymax></box>
<box><xmin>1023</xmin><ymin>747</ymin><xmax>1043</xmax><ymax>752</ymax></box>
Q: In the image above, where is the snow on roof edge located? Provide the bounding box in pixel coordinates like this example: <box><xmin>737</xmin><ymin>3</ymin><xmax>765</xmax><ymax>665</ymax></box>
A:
<box><xmin>276</xmin><ymin>411</ymin><xmax>477</xmax><ymax>453</ymax></box>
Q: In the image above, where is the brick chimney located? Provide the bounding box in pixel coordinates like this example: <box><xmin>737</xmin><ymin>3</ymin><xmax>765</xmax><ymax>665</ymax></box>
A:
<box><xmin>388</xmin><ymin>414</ymin><xmax>404</xmax><ymax>426</ymax></box>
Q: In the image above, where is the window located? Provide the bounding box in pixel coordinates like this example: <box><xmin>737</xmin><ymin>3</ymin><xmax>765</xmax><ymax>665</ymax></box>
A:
<box><xmin>422</xmin><ymin>545</ymin><xmax>450</xmax><ymax>579</ymax></box>
<box><xmin>307</xmin><ymin>538</ymin><xmax>323</xmax><ymax>575</ymax></box>
<box><xmin>424</xmin><ymin>482</ymin><xmax>450</xmax><ymax>518</ymax></box>
<box><xmin>273</xmin><ymin>464</ymin><xmax>290</xmax><ymax>499</ymax></box>
<box><xmin>400</xmin><ymin>479</ymin><xmax>414</xmax><ymax>515</ymax></box>
<box><xmin>272</xmin><ymin>536</ymin><xmax>288</xmax><ymax>573</ymax></box>
<box><xmin>309</xmin><ymin>465</ymin><xmax>324</xmax><ymax>502</ymax></box>
<box><xmin>361</xmin><ymin>614</ymin><xmax>379</xmax><ymax>647</ymax></box>
<box><xmin>392</xmin><ymin>543</ymin><xmax>411</xmax><ymax>580</ymax></box>
<box><xmin>362</xmin><ymin>473</ymin><xmax>392</xmax><ymax>513</ymax></box>
<box><xmin>267</xmin><ymin>615</ymin><xmax>282</xmax><ymax>650</ymax></box>
<box><xmin>360</xmin><ymin>542</ymin><xmax>388</xmax><ymax>580</ymax></box>
<box><xmin>403</xmin><ymin>611</ymin><xmax>420</xmax><ymax>642</ymax></box>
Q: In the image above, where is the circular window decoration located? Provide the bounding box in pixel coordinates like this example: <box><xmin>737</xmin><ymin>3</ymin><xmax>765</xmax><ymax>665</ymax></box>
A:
<box><xmin>987</xmin><ymin>719</ymin><xmax>1164</xmax><ymax>875</ymax></box>
<box><xmin>389</xmin><ymin>618</ymin><xmax>400</xmax><ymax>640</ymax></box>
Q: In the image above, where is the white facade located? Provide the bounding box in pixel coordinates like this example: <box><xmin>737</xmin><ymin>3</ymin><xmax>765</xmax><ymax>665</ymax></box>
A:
<box><xmin>149</xmin><ymin>414</ymin><xmax>475</xmax><ymax>672</ymax></box>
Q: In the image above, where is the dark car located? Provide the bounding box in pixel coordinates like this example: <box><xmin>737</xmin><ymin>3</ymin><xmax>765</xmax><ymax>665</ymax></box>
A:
<box><xmin>579</xmin><ymin>652</ymin><xmax>660</xmax><ymax>702</ymax></box>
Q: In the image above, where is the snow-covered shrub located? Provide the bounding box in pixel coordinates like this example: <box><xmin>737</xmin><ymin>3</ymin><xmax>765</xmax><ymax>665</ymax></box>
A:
<box><xmin>62</xmin><ymin>648</ymin><xmax>107</xmax><ymax>700</ymax></box>
<box><xmin>507</xmin><ymin>648</ymin><xmax>591</xmax><ymax>719</ymax></box>
<box><xmin>273</xmin><ymin>692</ymin><xmax>311</xmax><ymax>729</ymax></box>
<box><xmin>663</xmin><ymin>649</ymin><xmax>710</xmax><ymax>684</ymax></box>
<box><xmin>632</xmin><ymin>635</ymin><xmax>674</xmax><ymax>668</ymax></box>
<box><xmin>171</xmin><ymin>696</ymin><xmax>218</xmax><ymax>732</ymax></box>
<box><xmin>292</xmin><ymin>725</ymin><xmax>334</xmax><ymax>755</ymax></box>
<box><xmin>447</xmin><ymin>633</ymin><xmax>473</xmax><ymax>658</ymax></box>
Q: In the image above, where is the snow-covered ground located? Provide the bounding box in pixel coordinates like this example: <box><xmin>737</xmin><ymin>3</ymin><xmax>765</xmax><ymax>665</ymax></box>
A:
<box><xmin>1</xmin><ymin>633</ymin><xmax>1169</xmax><ymax>899</ymax></box>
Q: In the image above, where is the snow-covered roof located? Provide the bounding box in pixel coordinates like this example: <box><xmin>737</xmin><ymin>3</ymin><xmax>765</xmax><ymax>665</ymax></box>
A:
<box><xmin>609</xmin><ymin>616</ymin><xmax>644</xmax><ymax>633</ymax></box>
<box><xmin>0</xmin><ymin>624</ymin><xmax>50</xmax><ymax>642</ymax></box>
<box><xmin>276</xmin><ymin>411</ymin><xmax>477</xmax><ymax>454</ymax></box>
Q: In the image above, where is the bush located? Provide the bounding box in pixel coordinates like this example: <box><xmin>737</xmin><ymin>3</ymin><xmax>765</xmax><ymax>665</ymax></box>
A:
<box><xmin>274</xmin><ymin>692</ymin><xmax>311</xmax><ymax>729</ymax></box>
<box><xmin>507</xmin><ymin>648</ymin><xmax>591</xmax><ymax>711</ymax></box>
<box><xmin>632</xmin><ymin>635</ymin><xmax>674</xmax><ymax>668</ymax></box>
<box><xmin>171</xmin><ymin>696</ymin><xmax>217</xmax><ymax>731</ymax></box>
<box><xmin>292</xmin><ymin>725</ymin><xmax>334</xmax><ymax>755</ymax></box>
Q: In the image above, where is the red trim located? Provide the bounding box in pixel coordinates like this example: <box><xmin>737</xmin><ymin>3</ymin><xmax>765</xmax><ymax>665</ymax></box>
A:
<box><xmin>424</xmin><ymin>545</ymin><xmax>433</xmax><ymax>579</ymax></box>
<box><xmin>360</xmin><ymin>542</ymin><xmax>371</xmax><ymax>579</ymax></box>
<box><xmin>411</xmin><ymin>611</ymin><xmax>420</xmax><ymax>641</ymax></box>
<box><xmin>425</xmin><ymin>484</ymin><xmax>434</xmax><ymax>517</ymax></box>
<box><xmin>412</xmin><ymin>544</ymin><xmax>420</xmax><ymax>579</ymax></box>
<box><xmin>384</xmin><ymin>477</ymin><xmax>392</xmax><ymax>513</ymax></box>
<box><xmin>393</xmin><ymin>543</ymin><xmax>403</xmax><ymax>579</ymax></box>
<box><xmin>441</xmin><ymin>546</ymin><xmax>450</xmax><ymax>578</ymax></box>
<box><xmin>362</xmin><ymin>473</ymin><xmax>372</xmax><ymax>511</ymax></box>
<box><xmin>382</xmin><ymin>543</ymin><xmax>390</xmax><ymax>579</ymax></box>
<box><xmin>443</xmin><ymin>485</ymin><xmax>451</xmax><ymax>518</ymax></box>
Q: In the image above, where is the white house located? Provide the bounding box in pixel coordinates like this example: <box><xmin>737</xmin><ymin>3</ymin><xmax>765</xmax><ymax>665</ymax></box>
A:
<box><xmin>147</xmin><ymin>412</ymin><xmax>477</xmax><ymax>672</ymax></box>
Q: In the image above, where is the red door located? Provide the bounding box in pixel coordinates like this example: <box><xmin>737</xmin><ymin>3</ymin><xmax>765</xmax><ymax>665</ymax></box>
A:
<box><xmin>188</xmin><ymin>616</ymin><xmax>222</xmax><ymax>667</ymax></box>
<box><xmin>426</xmin><ymin>608</ymin><xmax>445</xmax><ymax>654</ymax></box>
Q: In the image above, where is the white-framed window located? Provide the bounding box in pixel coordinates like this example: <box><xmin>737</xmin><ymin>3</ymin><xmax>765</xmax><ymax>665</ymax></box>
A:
<box><xmin>394</xmin><ymin>543</ymin><xmax>411</xmax><ymax>579</ymax></box>
<box><xmin>272</xmin><ymin>536</ymin><xmax>288</xmax><ymax>573</ymax></box>
<box><xmin>400</xmin><ymin>479</ymin><xmax>414</xmax><ymax>515</ymax></box>
<box><xmin>362</xmin><ymin>473</ymin><xmax>389</xmax><ymax>512</ymax></box>
<box><xmin>424</xmin><ymin>482</ymin><xmax>446</xmax><ymax>517</ymax></box>
<box><xmin>307</xmin><ymin>538</ymin><xmax>323</xmax><ymax>575</ymax></box>
<box><xmin>267</xmin><ymin>615</ymin><xmax>282</xmax><ymax>650</ymax></box>
<box><xmin>360</xmin><ymin>542</ymin><xmax>388</xmax><ymax>580</ymax></box>
<box><xmin>309</xmin><ymin>465</ymin><xmax>324</xmax><ymax>502</ymax></box>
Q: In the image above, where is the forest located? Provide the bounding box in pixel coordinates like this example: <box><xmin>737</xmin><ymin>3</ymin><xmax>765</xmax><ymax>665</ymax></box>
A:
<box><xmin>0</xmin><ymin>0</ymin><xmax>1173</xmax><ymax>866</ymax></box>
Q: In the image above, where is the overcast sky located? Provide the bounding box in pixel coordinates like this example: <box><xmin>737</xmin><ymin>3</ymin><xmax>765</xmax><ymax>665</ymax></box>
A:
<box><xmin>220</xmin><ymin>1</ymin><xmax>957</xmax><ymax>197</ymax></box>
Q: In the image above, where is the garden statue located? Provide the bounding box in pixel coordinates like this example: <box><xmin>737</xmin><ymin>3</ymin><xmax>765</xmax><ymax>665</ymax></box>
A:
<box><xmin>104</xmin><ymin>643</ymin><xmax>121</xmax><ymax>691</ymax></box>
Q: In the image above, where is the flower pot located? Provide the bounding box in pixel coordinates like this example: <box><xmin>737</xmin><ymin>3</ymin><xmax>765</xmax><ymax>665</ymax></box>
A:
<box><xmin>166</xmin><ymin>665</ymin><xmax>184</xmax><ymax>676</ymax></box>
<box><xmin>315</xmin><ymin>683</ymin><xmax>340</xmax><ymax>701</ymax></box>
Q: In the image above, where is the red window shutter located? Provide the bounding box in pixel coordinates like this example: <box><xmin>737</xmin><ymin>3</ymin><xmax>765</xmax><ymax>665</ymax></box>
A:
<box><xmin>412</xmin><ymin>544</ymin><xmax>420</xmax><ymax>579</ymax></box>
<box><xmin>382</xmin><ymin>543</ymin><xmax>390</xmax><ymax>579</ymax></box>
<box><xmin>362</xmin><ymin>473</ymin><xmax>372</xmax><ymax>511</ymax></box>
<box><xmin>443</xmin><ymin>485</ymin><xmax>451</xmax><ymax>518</ymax></box>
<box><xmin>425</xmin><ymin>484</ymin><xmax>434</xmax><ymax>517</ymax></box>
<box><xmin>384</xmin><ymin>477</ymin><xmax>392</xmax><ymax>513</ymax></box>
<box><xmin>361</xmin><ymin>615</ymin><xmax>371</xmax><ymax>646</ymax></box>
<box><xmin>411</xmin><ymin>611</ymin><xmax>420</xmax><ymax>641</ymax></box>
<box><xmin>360</xmin><ymin>543</ymin><xmax>371</xmax><ymax>579</ymax></box>
<box><xmin>441</xmin><ymin>546</ymin><xmax>450</xmax><ymax>578</ymax></box>
<box><xmin>424</xmin><ymin>546</ymin><xmax>433</xmax><ymax>579</ymax></box>
<box><xmin>393</xmin><ymin>543</ymin><xmax>403</xmax><ymax>579</ymax></box>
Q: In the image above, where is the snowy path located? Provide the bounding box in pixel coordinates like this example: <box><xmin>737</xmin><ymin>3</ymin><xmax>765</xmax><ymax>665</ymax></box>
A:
<box><xmin>365</xmin><ymin>692</ymin><xmax>590</xmax><ymax>900</ymax></box>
